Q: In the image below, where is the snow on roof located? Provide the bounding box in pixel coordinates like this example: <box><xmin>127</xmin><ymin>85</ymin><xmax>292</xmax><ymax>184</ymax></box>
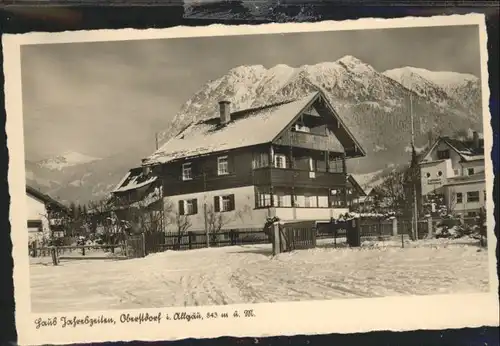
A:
<box><xmin>113</xmin><ymin>167</ymin><xmax>158</xmax><ymax>193</ymax></box>
<box><xmin>420</xmin><ymin>136</ymin><xmax>485</xmax><ymax>163</ymax></box>
<box><xmin>26</xmin><ymin>185</ymin><xmax>70</xmax><ymax>213</ymax></box>
<box><xmin>461</xmin><ymin>155</ymin><xmax>485</xmax><ymax>162</ymax></box>
<box><xmin>144</xmin><ymin>92</ymin><xmax>319</xmax><ymax>165</ymax></box>
<box><xmin>444</xmin><ymin>172</ymin><xmax>485</xmax><ymax>186</ymax></box>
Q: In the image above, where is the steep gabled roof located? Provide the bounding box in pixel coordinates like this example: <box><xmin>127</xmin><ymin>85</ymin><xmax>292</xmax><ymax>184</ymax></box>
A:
<box><xmin>26</xmin><ymin>185</ymin><xmax>70</xmax><ymax>213</ymax></box>
<box><xmin>143</xmin><ymin>91</ymin><xmax>365</xmax><ymax>165</ymax></box>
<box><xmin>347</xmin><ymin>174</ymin><xmax>367</xmax><ymax>196</ymax></box>
<box><xmin>420</xmin><ymin>136</ymin><xmax>485</xmax><ymax>163</ymax></box>
<box><xmin>112</xmin><ymin>167</ymin><xmax>158</xmax><ymax>193</ymax></box>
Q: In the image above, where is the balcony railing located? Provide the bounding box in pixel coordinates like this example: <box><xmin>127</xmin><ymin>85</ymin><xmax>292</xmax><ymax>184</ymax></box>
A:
<box><xmin>253</xmin><ymin>167</ymin><xmax>346</xmax><ymax>188</ymax></box>
<box><xmin>274</xmin><ymin>131</ymin><xmax>344</xmax><ymax>152</ymax></box>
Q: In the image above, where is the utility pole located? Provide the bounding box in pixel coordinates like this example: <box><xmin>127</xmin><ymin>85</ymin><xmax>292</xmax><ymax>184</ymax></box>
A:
<box><xmin>155</xmin><ymin>133</ymin><xmax>159</xmax><ymax>150</ymax></box>
<box><xmin>410</xmin><ymin>84</ymin><xmax>418</xmax><ymax>240</ymax></box>
<box><xmin>203</xmin><ymin>172</ymin><xmax>209</xmax><ymax>248</ymax></box>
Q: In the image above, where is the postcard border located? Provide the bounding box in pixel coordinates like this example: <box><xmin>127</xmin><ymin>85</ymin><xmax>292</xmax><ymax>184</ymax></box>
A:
<box><xmin>3</xmin><ymin>13</ymin><xmax>498</xmax><ymax>345</ymax></box>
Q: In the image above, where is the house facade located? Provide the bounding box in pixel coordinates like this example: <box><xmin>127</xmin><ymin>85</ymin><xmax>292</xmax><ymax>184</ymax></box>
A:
<box><xmin>418</xmin><ymin>131</ymin><xmax>485</xmax><ymax>217</ymax></box>
<box><xmin>442</xmin><ymin>173</ymin><xmax>486</xmax><ymax>217</ymax></box>
<box><xmin>142</xmin><ymin>91</ymin><xmax>365</xmax><ymax>233</ymax></box>
<box><xmin>110</xmin><ymin>166</ymin><xmax>164</xmax><ymax>233</ymax></box>
<box><xmin>26</xmin><ymin>185</ymin><xmax>70</xmax><ymax>243</ymax></box>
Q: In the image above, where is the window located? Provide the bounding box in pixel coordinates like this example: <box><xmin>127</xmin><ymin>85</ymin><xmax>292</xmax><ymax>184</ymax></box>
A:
<box><xmin>456</xmin><ymin>192</ymin><xmax>463</xmax><ymax>204</ymax></box>
<box><xmin>182</xmin><ymin>163</ymin><xmax>192</xmax><ymax>181</ymax></box>
<box><xmin>274</xmin><ymin>154</ymin><xmax>287</xmax><ymax>169</ymax></box>
<box><xmin>217</xmin><ymin>156</ymin><xmax>229</xmax><ymax>175</ymax></box>
<box><xmin>484</xmin><ymin>190</ymin><xmax>487</xmax><ymax>202</ymax></box>
<box><xmin>318</xmin><ymin>196</ymin><xmax>329</xmax><ymax>208</ymax></box>
<box><xmin>426</xmin><ymin>172</ymin><xmax>431</xmax><ymax>178</ymax></box>
<box><xmin>308</xmin><ymin>157</ymin><xmax>315</xmax><ymax>171</ymax></box>
<box><xmin>437</xmin><ymin>149</ymin><xmax>450</xmax><ymax>160</ymax></box>
<box><xmin>253</xmin><ymin>153</ymin><xmax>269</xmax><ymax>169</ymax></box>
<box><xmin>274</xmin><ymin>194</ymin><xmax>284</xmax><ymax>207</ymax></box>
<box><xmin>329</xmin><ymin>158</ymin><xmax>344</xmax><ymax>173</ymax></box>
<box><xmin>467</xmin><ymin>191</ymin><xmax>480</xmax><ymax>203</ymax></box>
<box><xmin>257</xmin><ymin>193</ymin><xmax>272</xmax><ymax>208</ymax></box>
<box><xmin>467</xmin><ymin>168</ymin><xmax>475</xmax><ymax>176</ymax></box>
<box><xmin>293</xmin><ymin>121</ymin><xmax>310</xmax><ymax>133</ymax></box>
<box><xmin>454</xmin><ymin>169</ymin><xmax>460</xmax><ymax>176</ymax></box>
<box><xmin>294</xmin><ymin>195</ymin><xmax>305</xmax><ymax>207</ymax></box>
<box><xmin>467</xmin><ymin>212</ymin><xmax>477</xmax><ymax>217</ymax></box>
<box><xmin>437</xmin><ymin>171</ymin><xmax>443</xmax><ymax>177</ymax></box>
<box><xmin>214</xmin><ymin>194</ymin><xmax>235</xmax><ymax>212</ymax></box>
<box><xmin>178</xmin><ymin>199</ymin><xmax>198</xmax><ymax>215</ymax></box>
<box><xmin>304</xmin><ymin>195</ymin><xmax>318</xmax><ymax>208</ymax></box>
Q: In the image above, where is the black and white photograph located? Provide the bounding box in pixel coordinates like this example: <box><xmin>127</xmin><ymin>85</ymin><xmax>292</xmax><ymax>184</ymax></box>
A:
<box><xmin>4</xmin><ymin>14</ymin><xmax>498</xmax><ymax>345</ymax></box>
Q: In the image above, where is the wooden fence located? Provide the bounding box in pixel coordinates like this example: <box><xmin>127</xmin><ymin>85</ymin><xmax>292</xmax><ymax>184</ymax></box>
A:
<box><xmin>144</xmin><ymin>230</ymin><xmax>270</xmax><ymax>255</ymax></box>
<box><xmin>282</xmin><ymin>227</ymin><xmax>316</xmax><ymax>251</ymax></box>
<box><xmin>30</xmin><ymin>243</ymin><xmax>124</xmax><ymax>258</ymax></box>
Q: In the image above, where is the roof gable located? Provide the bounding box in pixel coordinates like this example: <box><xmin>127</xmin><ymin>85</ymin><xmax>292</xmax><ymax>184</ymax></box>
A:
<box><xmin>272</xmin><ymin>92</ymin><xmax>366</xmax><ymax>157</ymax></box>
<box><xmin>420</xmin><ymin>136</ymin><xmax>485</xmax><ymax>163</ymax></box>
<box><xmin>347</xmin><ymin>174</ymin><xmax>367</xmax><ymax>196</ymax></box>
<box><xmin>113</xmin><ymin>167</ymin><xmax>158</xmax><ymax>193</ymax></box>
<box><xmin>26</xmin><ymin>185</ymin><xmax>69</xmax><ymax>213</ymax></box>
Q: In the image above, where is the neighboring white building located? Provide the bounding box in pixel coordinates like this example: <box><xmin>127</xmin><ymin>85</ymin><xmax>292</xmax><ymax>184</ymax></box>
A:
<box><xmin>418</xmin><ymin>131</ymin><xmax>485</xmax><ymax>216</ymax></box>
<box><xmin>26</xmin><ymin>186</ymin><xmax>70</xmax><ymax>243</ymax></box>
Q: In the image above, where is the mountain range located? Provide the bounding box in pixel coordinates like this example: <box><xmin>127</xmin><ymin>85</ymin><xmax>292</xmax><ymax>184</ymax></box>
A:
<box><xmin>25</xmin><ymin>55</ymin><xmax>483</xmax><ymax>205</ymax></box>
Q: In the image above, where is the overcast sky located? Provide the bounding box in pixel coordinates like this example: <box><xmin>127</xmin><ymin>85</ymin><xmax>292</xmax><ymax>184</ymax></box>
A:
<box><xmin>21</xmin><ymin>25</ymin><xmax>481</xmax><ymax>161</ymax></box>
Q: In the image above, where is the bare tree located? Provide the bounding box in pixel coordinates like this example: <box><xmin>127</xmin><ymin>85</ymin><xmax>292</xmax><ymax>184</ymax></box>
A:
<box><xmin>205</xmin><ymin>204</ymin><xmax>226</xmax><ymax>245</ymax></box>
<box><xmin>172</xmin><ymin>213</ymin><xmax>191</xmax><ymax>249</ymax></box>
<box><xmin>446</xmin><ymin>188</ymin><xmax>457</xmax><ymax>216</ymax></box>
<box><xmin>378</xmin><ymin>170</ymin><xmax>408</xmax><ymax>214</ymax></box>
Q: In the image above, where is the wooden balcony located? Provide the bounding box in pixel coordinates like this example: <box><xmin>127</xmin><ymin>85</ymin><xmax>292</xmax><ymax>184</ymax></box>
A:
<box><xmin>253</xmin><ymin>167</ymin><xmax>346</xmax><ymax>188</ymax></box>
<box><xmin>274</xmin><ymin>131</ymin><xmax>344</xmax><ymax>152</ymax></box>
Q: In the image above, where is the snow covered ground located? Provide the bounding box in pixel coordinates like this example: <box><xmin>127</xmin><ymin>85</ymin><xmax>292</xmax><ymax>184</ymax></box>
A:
<box><xmin>30</xmin><ymin>238</ymin><xmax>490</xmax><ymax>313</ymax></box>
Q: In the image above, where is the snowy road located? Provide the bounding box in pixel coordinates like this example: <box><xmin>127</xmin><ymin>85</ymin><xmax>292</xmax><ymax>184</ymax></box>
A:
<box><xmin>30</xmin><ymin>239</ymin><xmax>490</xmax><ymax>313</ymax></box>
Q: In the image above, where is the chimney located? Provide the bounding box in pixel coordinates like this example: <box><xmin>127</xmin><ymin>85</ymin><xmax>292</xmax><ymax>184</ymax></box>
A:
<box><xmin>219</xmin><ymin>100</ymin><xmax>231</xmax><ymax>125</ymax></box>
<box><xmin>472</xmin><ymin>131</ymin><xmax>480</xmax><ymax>149</ymax></box>
<box><xmin>142</xmin><ymin>165</ymin><xmax>151</xmax><ymax>176</ymax></box>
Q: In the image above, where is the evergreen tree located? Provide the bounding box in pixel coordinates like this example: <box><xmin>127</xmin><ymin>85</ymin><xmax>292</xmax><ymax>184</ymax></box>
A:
<box><xmin>69</xmin><ymin>202</ymin><xmax>77</xmax><ymax>220</ymax></box>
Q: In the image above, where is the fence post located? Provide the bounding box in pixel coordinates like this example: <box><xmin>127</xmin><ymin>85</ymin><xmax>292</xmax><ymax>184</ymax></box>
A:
<box><xmin>82</xmin><ymin>246</ymin><xmax>85</xmax><ymax>256</ymax></box>
<box><xmin>427</xmin><ymin>217</ymin><xmax>433</xmax><ymax>238</ymax></box>
<box><xmin>51</xmin><ymin>247</ymin><xmax>58</xmax><ymax>266</ymax></box>
<box><xmin>272</xmin><ymin>223</ymin><xmax>281</xmax><ymax>256</ymax></box>
<box><xmin>392</xmin><ymin>217</ymin><xmax>398</xmax><ymax>237</ymax></box>
<box><xmin>230</xmin><ymin>230</ymin><xmax>235</xmax><ymax>246</ymax></box>
<box><xmin>142</xmin><ymin>233</ymin><xmax>146</xmax><ymax>257</ymax></box>
<box><xmin>188</xmin><ymin>231</ymin><xmax>193</xmax><ymax>250</ymax></box>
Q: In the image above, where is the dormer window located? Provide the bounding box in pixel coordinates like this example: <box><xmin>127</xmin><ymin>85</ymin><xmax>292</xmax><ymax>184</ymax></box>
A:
<box><xmin>182</xmin><ymin>163</ymin><xmax>192</xmax><ymax>181</ymax></box>
<box><xmin>217</xmin><ymin>156</ymin><xmax>229</xmax><ymax>175</ymax></box>
<box><xmin>437</xmin><ymin>149</ymin><xmax>450</xmax><ymax>160</ymax></box>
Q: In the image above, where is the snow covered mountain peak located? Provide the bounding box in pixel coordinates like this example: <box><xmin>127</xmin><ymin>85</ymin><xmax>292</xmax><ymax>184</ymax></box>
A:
<box><xmin>37</xmin><ymin>151</ymin><xmax>101</xmax><ymax>171</ymax></box>
<box><xmin>384</xmin><ymin>66</ymin><xmax>478</xmax><ymax>89</ymax></box>
<box><xmin>336</xmin><ymin>55</ymin><xmax>376</xmax><ymax>74</ymax></box>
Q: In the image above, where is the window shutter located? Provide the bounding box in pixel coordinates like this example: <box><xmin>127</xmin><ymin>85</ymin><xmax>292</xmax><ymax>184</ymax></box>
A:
<box><xmin>228</xmin><ymin>155</ymin><xmax>234</xmax><ymax>174</ymax></box>
<box><xmin>214</xmin><ymin>196</ymin><xmax>220</xmax><ymax>212</ymax></box>
<box><xmin>229</xmin><ymin>194</ymin><xmax>235</xmax><ymax>211</ymax></box>
<box><xmin>178</xmin><ymin>200</ymin><xmax>184</xmax><ymax>215</ymax></box>
<box><xmin>192</xmin><ymin>199</ymin><xmax>198</xmax><ymax>214</ymax></box>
